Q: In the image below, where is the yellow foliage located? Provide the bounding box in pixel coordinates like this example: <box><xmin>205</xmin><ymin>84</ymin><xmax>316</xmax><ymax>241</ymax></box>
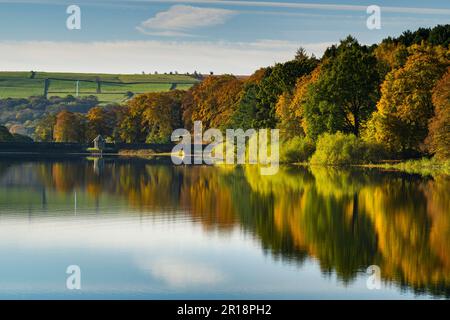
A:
<box><xmin>372</xmin><ymin>44</ymin><xmax>449</xmax><ymax>152</ymax></box>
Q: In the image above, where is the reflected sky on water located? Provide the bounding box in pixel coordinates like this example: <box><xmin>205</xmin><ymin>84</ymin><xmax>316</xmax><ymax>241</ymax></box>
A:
<box><xmin>0</xmin><ymin>157</ymin><xmax>448</xmax><ymax>299</ymax></box>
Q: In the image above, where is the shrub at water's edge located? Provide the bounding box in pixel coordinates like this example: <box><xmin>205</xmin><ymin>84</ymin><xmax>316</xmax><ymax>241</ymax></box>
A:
<box><xmin>277</xmin><ymin>132</ymin><xmax>449</xmax><ymax>176</ymax></box>
<box><xmin>310</xmin><ymin>132</ymin><xmax>385</xmax><ymax>165</ymax></box>
<box><xmin>280</xmin><ymin>136</ymin><xmax>315</xmax><ymax>163</ymax></box>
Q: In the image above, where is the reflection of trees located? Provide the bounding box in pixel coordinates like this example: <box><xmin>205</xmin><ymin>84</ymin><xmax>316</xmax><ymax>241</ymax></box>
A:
<box><xmin>360</xmin><ymin>175</ymin><xmax>450</xmax><ymax>297</ymax></box>
<box><xmin>243</xmin><ymin>166</ymin><xmax>449</xmax><ymax>296</ymax></box>
<box><xmin>298</xmin><ymin>187</ymin><xmax>378</xmax><ymax>283</ymax></box>
<box><xmin>230</xmin><ymin>167</ymin><xmax>309</xmax><ymax>263</ymax></box>
<box><xmin>2</xmin><ymin>159</ymin><xmax>449</xmax><ymax>297</ymax></box>
<box><xmin>424</xmin><ymin>177</ymin><xmax>450</xmax><ymax>272</ymax></box>
<box><xmin>115</xmin><ymin>163</ymin><xmax>182</xmax><ymax>211</ymax></box>
<box><xmin>179</xmin><ymin>166</ymin><xmax>239</xmax><ymax>230</ymax></box>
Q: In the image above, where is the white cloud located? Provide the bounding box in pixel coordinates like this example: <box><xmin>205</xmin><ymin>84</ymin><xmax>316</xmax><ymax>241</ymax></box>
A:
<box><xmin>137</xmin><ymin>257</ymin><xmax>224</xmax><ymax>287</ymax></box>
<box><xmin>137</xmin><ymin>5</ymin><xmax>235</xmax><ymax>36</ymax></box>
<box><xmin>0</xmin><ymin>40</ymin><xmax>331</xmax><ymax>75</ymax></box>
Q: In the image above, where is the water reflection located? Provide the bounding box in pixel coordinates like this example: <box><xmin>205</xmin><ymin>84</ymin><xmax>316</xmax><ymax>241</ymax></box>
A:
<box><xmin>0</xmin><ymin>158</ymin><xmax>448</xmax><ymax>298</ymax></box>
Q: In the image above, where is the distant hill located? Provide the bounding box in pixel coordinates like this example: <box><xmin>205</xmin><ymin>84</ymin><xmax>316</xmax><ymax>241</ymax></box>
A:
<box><xmin>0</xmin><ymin>71</ymin><xmax>200</xmax><ymax>103</ymax></box>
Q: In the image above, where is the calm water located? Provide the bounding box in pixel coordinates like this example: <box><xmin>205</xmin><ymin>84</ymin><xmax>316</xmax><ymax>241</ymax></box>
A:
<box><xmin>0</xmin><ymin>157</ymin><xmax>448</xmax><ymax>299</ymax></box>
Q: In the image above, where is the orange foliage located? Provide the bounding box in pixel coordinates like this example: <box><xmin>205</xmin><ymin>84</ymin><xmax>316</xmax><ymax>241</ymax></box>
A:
<box><xmin>189</xmin><ymin>75</ymin><xmax>244</xmax><ymax>129</ymax></box>
<box><xmin>426</xmin><ymin>68</ymin><xmax>450</xmax><ymax>159</ymax></box>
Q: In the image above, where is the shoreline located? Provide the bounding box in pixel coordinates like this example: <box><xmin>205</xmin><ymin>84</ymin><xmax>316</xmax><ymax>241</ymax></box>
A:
<box><xmin>1</xmin><ymin>151</ymin><xmax>449</xmax><ymax>176</ymax></box>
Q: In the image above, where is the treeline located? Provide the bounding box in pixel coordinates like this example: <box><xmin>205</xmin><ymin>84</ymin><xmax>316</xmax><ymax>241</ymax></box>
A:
<box><xmin>28</xmin><ymin>25</ymin><xmax>450</xmax><ymax>162</ymax></box>
<box><xmin>381</xmin><ymin>24</ymin><xmax>450</xmax><ymax>47</ymax></box>
<box><xmin>33</xmin><ymin>90</ymin><xmax>185</xmax><ymax>144</ymax></box>
<box><xmin>0</xmin><ymin>95</ymin><xmax>99</xmax><ymax>137</ymax></box>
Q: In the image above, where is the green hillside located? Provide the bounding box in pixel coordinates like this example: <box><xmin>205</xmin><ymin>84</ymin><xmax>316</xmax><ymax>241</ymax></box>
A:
<box><xmin>0</xmin><ymin>71</ymin><xmax>199</xmax><ymax>103</ymax></box>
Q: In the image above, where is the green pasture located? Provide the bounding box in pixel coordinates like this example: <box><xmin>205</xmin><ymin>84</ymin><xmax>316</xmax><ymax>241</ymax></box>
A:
<box><xmin>0</xmin><ymin>71</ymin><xmax>198</xmax><ymax>103</ymax></box>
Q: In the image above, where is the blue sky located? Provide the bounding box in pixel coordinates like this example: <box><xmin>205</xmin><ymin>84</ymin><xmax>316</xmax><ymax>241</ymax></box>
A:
<box><xmin>0</xmin><ymin>0</ymin><xmax>449</xmax><ymax>74</ymax></box>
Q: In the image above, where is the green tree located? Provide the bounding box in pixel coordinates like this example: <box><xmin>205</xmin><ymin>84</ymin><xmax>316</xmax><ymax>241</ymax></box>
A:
<box><xmin>255</xmin><ymin>58</ymin><xmax>318</xmax><ymax>128</ymax></box>
<box><xmin>34</xmin><ymin>113</ymin><xmax>56</xmax><ymax>142</ymax></box>
<box><xmin>276</xmin><ymin>65</ymin><xmax>322</xmax><ymax>139</ymax></box>
<box><xmin>229</xmin><ymin>69</ymin><xmax>265</xmax><ymax>130</ymax></box>
<box><xmin>304</xmin><ymin>36</ymin><xmax>380</xmax><ymax>138</ymax></box>
<box><xmin>429</xmin><ymin>24</ymin><xmax>450</xmax><ymax>47</ymax></box>
<box><xmin>390</xmin><ymin>24</ymin><xmax>450</xmax><ymax>47</ymax></box>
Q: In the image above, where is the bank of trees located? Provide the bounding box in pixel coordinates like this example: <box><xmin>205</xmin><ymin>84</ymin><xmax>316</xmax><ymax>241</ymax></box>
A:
<box><xmin>0</xmin><ymin>95</ymin><xmax>99</xmax><ymax>138</ymax></box>
<box><xmin>366</xmin><ymin>45</ymin><xmax>448</xmax><ymax>155</ymax></box>
<box><xmin>35</xmin><ymin>90</ymin><xmax>185</xmax><ymax>144</ymax></box>
<box><xmin>20</xmin><ymin>24</ymin><xmax>450</xmax><ymax>162</ymax></box>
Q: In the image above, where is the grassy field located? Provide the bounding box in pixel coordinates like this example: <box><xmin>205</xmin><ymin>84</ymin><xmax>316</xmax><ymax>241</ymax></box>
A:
<box><xmin>0</xmin><ymin>71</ymin><xmax>198</xmax><ymax>103</ymax></box>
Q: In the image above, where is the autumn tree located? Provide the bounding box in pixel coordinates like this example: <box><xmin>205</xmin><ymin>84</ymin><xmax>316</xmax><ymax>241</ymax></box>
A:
<box><xmin>374</xmin><ymin>41</ymin><xmax>408</xmax><ymax>79</ymax></box>
<box><xmin>426</xmin><ymin>69</ymin><xmax>450</xmax><ymax>160</ymax></box>
<box><xmin>119</xmin><ymin>91</ymin><xmax>184</xmax><ymax>143</ymax></box>
<box><xmin>370</xmin><ymin>44</ymin><xmax>449</xmax><ymax>153</ymax></box>
<box><xmin>181</xmin><ymin>89</ymin><xmax>195</xmax><ymax>131</ymax></box>
<box><xmin>118</xmin><ymin>97</ymin><xmax>147</xmax><ymax>143</ymax></box>
<box><xmin>255</xmin><ymin>57</ymin><xmax>318</xmax><ymax>128</ymax></box>
<box><xmin>53</xmin><ymin>110</ymin><xmax>86</xmax><ymax>143</ymax></box>
<box><xmin>34</xmin><ymin>113</ymin><xmax>56</xmax><ymax>142</ymax></box>
<box><xmin>274</xmin><ymin>93</ymin><xmax>294</xmax><ymax>139</ymax></box>
<box><xmin>86</xmin><ymin>105</ymin><xmax>120</xmax><ymax>142</ymax></box>
<box><xmin>142</xmin><ymin>90</ymin><xmax>184</xmax><ymax>143</ymax></box>
<box><xmin>303</xmin><ymin>36</ymin><xmax>380</xmax><ymax>138</ymax></box>
<box><xmin>276</xmin><ymin>65</ymin><xmax>322</xmax><ymax>139</ymax></box>
<box><xmin>188</xmin><ymin>75</ymin><xmax>243</xmax><ymax>130</ymax></box>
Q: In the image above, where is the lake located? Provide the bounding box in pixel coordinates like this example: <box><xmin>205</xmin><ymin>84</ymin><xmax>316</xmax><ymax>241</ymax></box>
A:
<box><xmin>0</xmin><ymin>157</ymin><xmax>448</xmax><ymax>299</ymax></box>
